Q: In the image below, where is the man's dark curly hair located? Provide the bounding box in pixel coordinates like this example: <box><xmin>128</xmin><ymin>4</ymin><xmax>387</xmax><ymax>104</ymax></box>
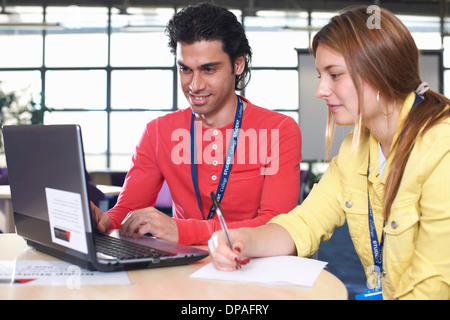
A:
<box><xmin>165</xmin><ymin>2</ymin><xmax>252</xmax><ymax>91</ymax></box>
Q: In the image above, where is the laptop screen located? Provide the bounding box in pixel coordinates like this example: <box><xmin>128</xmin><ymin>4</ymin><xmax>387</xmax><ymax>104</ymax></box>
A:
<box><xmin>3</xmin><ymin>125</ymin><xmax>95</xmax><ymax>259</ymax></box>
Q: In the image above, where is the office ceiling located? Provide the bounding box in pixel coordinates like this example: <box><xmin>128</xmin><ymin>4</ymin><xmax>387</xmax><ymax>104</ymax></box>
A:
<box><xmin>1</xmin><ymin>0</ymin><xmax>449</xmax><ymax>16</ymax></box>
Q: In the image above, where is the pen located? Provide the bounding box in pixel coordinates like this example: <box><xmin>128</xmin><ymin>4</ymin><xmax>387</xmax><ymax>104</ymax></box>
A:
<box><xmin>210</xmin><ymin>192</ymin><xmax>241</xmax><ymax>269</ymax></box>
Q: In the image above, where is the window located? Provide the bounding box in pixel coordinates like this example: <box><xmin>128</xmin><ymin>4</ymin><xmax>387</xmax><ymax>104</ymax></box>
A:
<box><xmin>46</xmin><ymin>70</ymin><xmax>107</xmax><ymax>109</ymax></box>
<box><xmin>443</xmin><ymin>18</ymin><xmax>450</xmax><ymax>97</ymax></box>
<box><xmin>0</xmin><ymin>34</ymin><xmax>43</xmax><ymax>68</ymax></box>
<box><xmin>0</xmin><ymin>6</ymin><xmax>44</xmax><ymax>68</ymax></box>
<box><xmin>109</xmin><ymin>111</ymin><xmax>170</xmax><ymax>170</ymax></box>
<box><xmin>111</xmin><ymin>70</ymin><xmax>173</xmax><ymax>110</ymax></box>
<box><xmin>245</xmin><ymin>70</ymin><xmax>299</xmax><ymax>110</ymax></box>
<box><xmin>0</xmin><ymin>5</ymin><xmax>446</xmax><ymax>171</ymax></box>
<box><xmin>0</xmin><ymin>71</ymin><xmax>41</xmax><ymax>105</ymax></box>
<box><xmin>243</xmin><ymin>10</ymin><xmax>307</xmax><ymax>127</ymax></box>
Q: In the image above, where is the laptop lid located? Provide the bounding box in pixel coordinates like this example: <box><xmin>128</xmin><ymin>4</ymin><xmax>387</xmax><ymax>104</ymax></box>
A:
<box><xmin>2</xmin><ymin>124</ymin><xmax>207</xmax><ymax>271</ymax></box>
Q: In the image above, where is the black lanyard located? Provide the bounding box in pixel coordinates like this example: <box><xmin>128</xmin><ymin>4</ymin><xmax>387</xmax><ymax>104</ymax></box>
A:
<box><xmin>190</xmin><ymin>96</ymin><xmax>244</xmax><ymax>220</ymax></box>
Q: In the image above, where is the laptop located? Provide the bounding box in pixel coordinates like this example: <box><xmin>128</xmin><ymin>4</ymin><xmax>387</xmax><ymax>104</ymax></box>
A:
<box><xmin>2</xmin><ymin>124</ymin><xmax>208</xmax><ymax>272</ymax></box>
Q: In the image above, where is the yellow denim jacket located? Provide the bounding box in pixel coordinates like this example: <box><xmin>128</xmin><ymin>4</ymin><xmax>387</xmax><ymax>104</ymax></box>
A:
<box><xmin>270</xmin><ymin>92</ymin><xmax>450</xmax><ymax>299</ymax></box>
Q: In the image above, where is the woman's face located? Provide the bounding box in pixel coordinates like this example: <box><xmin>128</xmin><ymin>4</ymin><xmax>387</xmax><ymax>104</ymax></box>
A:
<box><xmin>315</xmin><ymin>44</ymin><xmax>378</xmax><ymax>126</ymax></box>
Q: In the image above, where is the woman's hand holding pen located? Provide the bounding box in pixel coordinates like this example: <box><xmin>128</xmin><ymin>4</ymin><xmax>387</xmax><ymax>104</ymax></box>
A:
<box><xmin>208</xmin><ymin>228</ymin><xmax>251</xmax><ymax>271</ymax></box>
<box><xmin>208</xmin><ymin>224</ymin><xmax>298</xmax><ymax>271</ymax></box>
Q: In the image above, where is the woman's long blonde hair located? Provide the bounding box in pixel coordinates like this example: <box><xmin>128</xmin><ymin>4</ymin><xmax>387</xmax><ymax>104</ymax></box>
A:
<box><xmin>312</xmin><ymin>6</ymin><xmax>450</xmax><ymax>220</ymax></box>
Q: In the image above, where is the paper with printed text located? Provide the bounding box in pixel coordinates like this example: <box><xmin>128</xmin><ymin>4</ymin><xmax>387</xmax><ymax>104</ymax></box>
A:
<box><xmin>45</xmin><ymin>187</ymin><xmax>88</xmax><ymax>254</ymax></box>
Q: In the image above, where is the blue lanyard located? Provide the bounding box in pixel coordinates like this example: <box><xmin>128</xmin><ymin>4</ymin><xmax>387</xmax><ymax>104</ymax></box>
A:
<box><xmin>190</xmin><ymin>96</ymin><xmax>243</xmax><ymax>220</ymax></box>
<box><xmin>366</xmin><ymin>92</ymin><xmax>423</xmax><ymax>288</ymax></box>
<box><xmin>366</xmin><ymin>156</ymin><xmax>385</xmax><ymax>284</ymax></box>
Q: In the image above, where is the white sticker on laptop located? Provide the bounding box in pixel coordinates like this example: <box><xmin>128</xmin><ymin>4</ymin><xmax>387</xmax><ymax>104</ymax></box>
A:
<box><xmin>45</xmin><ymin>187</ymin><xmax>88</xmax><ymax>254</ymax></box>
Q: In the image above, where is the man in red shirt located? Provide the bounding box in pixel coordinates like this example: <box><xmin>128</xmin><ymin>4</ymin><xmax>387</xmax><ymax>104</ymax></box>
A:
<box><xmin>92</xmin><ymin>3</ymin><xmax>302</xmax><ymax>245</ymax></box>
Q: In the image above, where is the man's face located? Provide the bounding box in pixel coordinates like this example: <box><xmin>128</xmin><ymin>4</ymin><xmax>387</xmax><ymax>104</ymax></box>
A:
<box><xmin>176</xmin><ymin>40</ymin><xmax>245</xmax><ymax>126</ymax></box>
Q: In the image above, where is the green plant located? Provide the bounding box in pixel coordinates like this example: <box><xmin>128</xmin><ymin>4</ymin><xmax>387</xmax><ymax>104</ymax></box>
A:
<box><xmin>0</xmin><ymin>83</ymin><xmax>50</xmax><ymax>149</ymax></box>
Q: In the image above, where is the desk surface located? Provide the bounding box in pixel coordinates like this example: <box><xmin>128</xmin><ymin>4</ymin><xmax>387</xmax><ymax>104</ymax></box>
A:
<box><xmin>0</xmin><ymin>233</ymin><xmax>348</xmax><ymax>300</ymax></box>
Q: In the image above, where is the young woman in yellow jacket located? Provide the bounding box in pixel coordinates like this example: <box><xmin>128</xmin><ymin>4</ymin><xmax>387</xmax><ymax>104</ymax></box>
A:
<box><xmin>208</xmin><ymin>6</ymin><xmax>450</xmax><ymax>300</ymax></box>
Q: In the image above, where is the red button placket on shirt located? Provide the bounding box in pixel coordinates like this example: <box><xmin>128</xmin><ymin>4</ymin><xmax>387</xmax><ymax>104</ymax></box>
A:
<box><xmin>209</xmin><ymin>129</ymin><xmax>221</xmax><ymax>193</ymax></box>
<box><xmin>198</xmin><ymin>126</ymin><xmax>230</xmax><ymax>215</ymax></box>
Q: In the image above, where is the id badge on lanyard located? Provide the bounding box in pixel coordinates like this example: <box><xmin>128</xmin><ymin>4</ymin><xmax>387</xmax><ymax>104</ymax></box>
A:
<box><xmin>356</xmin><ymin>93</ymin><xmax>423</xmax><ymax>300</ymax></box>
<box><xmin>355</xmin><ymin>156</ymin><xmax>385</xmax><ymax>300</ymax></box>
<box><xmin>190</xmin><ymin>96</ymin><xmax>243</xmax><ymax>220</ymax></box>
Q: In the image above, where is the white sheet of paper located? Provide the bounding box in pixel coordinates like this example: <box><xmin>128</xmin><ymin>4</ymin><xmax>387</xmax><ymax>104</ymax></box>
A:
<box><xmin>45</xmin><ymin>187</ymin><xmax>88</xmax><ymax>254</ymax></box>
<box><xmin>0</xmin><ymin>260</ymin><xmax>130</xmax><ymax>286</ymax></box>
<box><xmin>190</xmin><ymin>256</ymin><xmax>328</xmax><ymax>287</ymax></box>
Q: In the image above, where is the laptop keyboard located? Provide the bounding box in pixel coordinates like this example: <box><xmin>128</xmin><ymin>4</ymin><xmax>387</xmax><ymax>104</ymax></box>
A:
<box><xmin>94</xmin><ymin>233</ymin><xmax>175</xmax><ymax>260</ymax></box>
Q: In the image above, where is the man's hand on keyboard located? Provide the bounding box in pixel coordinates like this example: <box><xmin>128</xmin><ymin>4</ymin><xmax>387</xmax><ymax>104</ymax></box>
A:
<box><xmin>119</xmin><ymin>207</ymin><xmax>179</xmax><ymax>244</ymax></box>
<box><xmin>90</xmin><ymin>201</ymin><xmax>112</xmax><ymax>233</ymax></box>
